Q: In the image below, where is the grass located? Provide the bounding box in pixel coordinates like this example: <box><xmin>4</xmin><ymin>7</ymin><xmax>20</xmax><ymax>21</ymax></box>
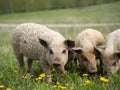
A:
<box><xmin>0</xmin><ymin>1</ymin><xmax>120</xmax><ymax>90</ymax></box>
<box><xmin>0</xmin><ymin>1</ymin><xmax>120</xmax><ymax>24</ymax></box>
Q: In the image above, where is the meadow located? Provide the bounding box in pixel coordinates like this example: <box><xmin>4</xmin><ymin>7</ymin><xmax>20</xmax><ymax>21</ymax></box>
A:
<box><xmin>0</xmin><ymin>1</ymin><xmax>120</xmax><ymax>90</ymax></box>
<box><xmin>0</xmin><ymin>1</ymin><xmax>120</xmax><ymax>24</ymax></box>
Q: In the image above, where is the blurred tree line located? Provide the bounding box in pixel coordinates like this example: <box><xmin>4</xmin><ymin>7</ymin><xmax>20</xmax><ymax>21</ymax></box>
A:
<box><xmin>0</xmin><ymin>0</ymin><xmax>119</xmax><ymax>14</ymax></box>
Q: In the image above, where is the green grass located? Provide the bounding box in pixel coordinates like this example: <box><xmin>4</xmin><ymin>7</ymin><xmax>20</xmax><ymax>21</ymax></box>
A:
<box><xmin>0</xmin><ymin>1</ymin><xmax>120</xmax><ymax>90</ymax></box>
<box><xmin>0</xmin><ymin>1</ymin><xmax>120</xmax><ymax>24</ymax></box>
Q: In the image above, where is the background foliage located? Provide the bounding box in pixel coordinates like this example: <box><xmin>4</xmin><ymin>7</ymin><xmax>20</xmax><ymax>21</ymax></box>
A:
<box><xmin>0</xmin><ymin>0</ymin><xmax>119</xmax><ymax>14</ymax></box>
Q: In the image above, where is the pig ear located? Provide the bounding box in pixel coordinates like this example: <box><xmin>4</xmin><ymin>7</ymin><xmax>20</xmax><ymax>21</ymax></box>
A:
<box><xmin>113</xmin><ymin>51</ymin><xmax>120</xmax><ymax>59</ymax></box>
<box><xmin>39</xmin><ymin>38</ymin><xmax>49</xmax><ymax>48</ymax></box>
<box><xmin>94</xmin><ymin>45</ymin><xmax>105</xmax><ymax>59</ymax></box>
<box><xmin>94</xmin><ymin>45</ymin><xmax>105</xmax><ymax>53</ymax></box>
<box><xmin>72</xmin><ymin>47</ymin><xmax>83</xmax><ymax>54</ymax></box>
<box><xmin>68</xmin><ymin>49</ymin><xmax>76</xmax><ymax>61</ymax></box>
<box><xmin>64</xmin><ymin>39</ymin><xmax>75</xmax><ymax>48</ymax></box>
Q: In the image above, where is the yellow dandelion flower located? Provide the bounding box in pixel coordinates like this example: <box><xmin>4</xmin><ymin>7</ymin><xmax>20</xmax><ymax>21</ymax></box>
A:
<box><xmin>70</xmin><ymin>87</ymin><xmax>75</xmax><ymax>90</ymax></box>
<box><xmin>6</xmin><ymin>88</ymin><xmax>12</xmax><ymax>90</ymax></box>
<box><xmin>85</xmin><ymin>80</ymin><xmax>91</xmax><ymax>85</ymax></box>
<box><xmin>22</xmin><ymin>76</ymin><xmax>27</xmax><ymax>79</ymax></box>
<box><xmin>82</xmin><ymin>73</ymin><xmax>89</xmax><ymax>77</ymax></box>
<box><xmin>58</xmin><ymin>85</ymin><xmax>62</xmax><ymax>88</ymax></box>
<box><xmin>56</xmin><ymin>81</ymin><xmax>60</xmax><ymax>86</ymax></box>
<box><xmin>100</xmin><ymin>77</ymin><xmax>109</xmax><ymax>83</ymax></box>
<box><xmin>53</xmin><ymin>85</ymin><xmax>57</xmax><ymax>88</ymax></box>
<box><xmin>60</xmin><ymin>86</ymin><xmax>67</xmax><ymax>90</ymax></box>
<box><xmin>33</xmin><ymin>88</ymin><xmax>36</xmax><ymax>90</ymax></box>
<box><xmin>35</xmin><ymin>77</ymin><xmax>42</xmax><ymax>81</ymax></box>
<box><xmin>39</xmin><ymin>73</ymin><xmax>45</xmax><ymax>78</ymax></box>
<box><xmin>0</xmin><ymin>85</ymin><xmax>4</xmax><ymax>89</ymax></box>
<box><xmin>65</xmin><ymin>83</ymin><xmax>68</xmax><ymax>87</ymax></box>
<box><xmin>13</xmin><ymin>70</ymin><xmax>18</xmax><ymax>74</ymax></box>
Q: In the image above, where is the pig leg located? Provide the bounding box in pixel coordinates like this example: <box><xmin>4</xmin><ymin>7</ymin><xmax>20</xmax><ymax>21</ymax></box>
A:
<box><xmin>40</xmin><ymin>60</ymin><xmax>52</xmax><ymax>83</ymax></box>
<box><xmin>27</xmin><ymin>58</ymin><xmax>33</xmax><ymax>73</ymax></box>
<box><xmin>16</xmin><ymin>53</ymin><xmax>25</xmax><ymax>73</ymax></box>
<box><xmin>58</xmin><ymin>66</ymin><xmax>66</xmax><ymax>73</ymax></box>
<box><xmin>13</xmin><ymin>43</ymin><xmax>25</xmax><ymax>73</ymax></box>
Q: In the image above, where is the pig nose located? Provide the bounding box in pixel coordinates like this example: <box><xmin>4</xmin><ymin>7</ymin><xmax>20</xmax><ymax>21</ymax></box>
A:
<box><xmin>90</xmin><ymin>67</ymin><xmax>97</xmax><ymax>74</ymax></box>
<box><xmin>53</xmin><ymin>63</ymin><xmax>61</xmax><ymax>67</ymax></box>
<box><xmin>102</xmin><ymin>72</ymin><xmax>107</xmax><ymax>76</ymax></box>
<box><xmin>102</xmin><ymin>70</ymin><xmax>107</xmax><ymax>76</ymax></box>
<box><xmin>90</xmin><ymin>70</ymin><xmax>97</xmax><ymax>74</ymax></box>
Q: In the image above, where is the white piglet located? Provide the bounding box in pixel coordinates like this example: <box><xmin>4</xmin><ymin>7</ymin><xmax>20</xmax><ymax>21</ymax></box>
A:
<box><xmin>72</xmin><ymin>28</ymin><xmax>104</xmax><ymax>74</ymax></box>
<box><xmin>95</xmin><ymin>29</ymin><xmax>120</xmax><ymax>75</ymax></box>
<box><xmin>12</xmin><ymin>23</ymin><xmax>74</xmax><ymax>83</ymax></box>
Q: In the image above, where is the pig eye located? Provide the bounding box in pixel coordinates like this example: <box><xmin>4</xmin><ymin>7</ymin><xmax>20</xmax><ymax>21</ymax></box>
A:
<box><xmin>112</xmin><ymin>62</ymin><xmax>116</xmax><ymax>66</ymax></box>
<box><xmin>49</xmin><ymin>49</ymin><xmax>53</xmax><ymax>54</ymax></box>
<box><xmin>81</xmin><ymin>56</ymin><xmax>88</xmax><ymax>62</ymax></box>
<box><xmin>62</xmin><ymin>49</ymin><xmax>66</xmax><ymax>54</ymax></box>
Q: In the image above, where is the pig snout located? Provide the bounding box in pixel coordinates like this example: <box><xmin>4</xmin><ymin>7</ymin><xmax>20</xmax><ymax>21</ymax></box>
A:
<box><xmin>89</xmin><ymin>65</ymin><xmax>97</xmax><ymax>74</ymax></box>
<box><xmin>102</xmin><ymin>71</ymin><xmax>107</xmax><ymax>75</ymax></box>
<box><xmin>102</xmin><ymin>67</ymin><xmax>111</xmax><ymax>75</ymax></box>
<box><xmin>53</xmin><ymin>63</ymin><xmax>61</xmax><ymax>68</ymax></box>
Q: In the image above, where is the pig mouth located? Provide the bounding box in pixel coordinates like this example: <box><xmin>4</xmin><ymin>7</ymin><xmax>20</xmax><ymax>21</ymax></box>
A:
<box><xmin>54</xmin><ymin>66</ymin><xmax>66</xmax><ymax>73</ymax></box>
<box><xmin>85</xmin><ymin>67</ymin><xmax>97</xmax><ymax>74</ymax></box>
<box><xmin>52</xmin><ymin>62</ymin><xmax>65</xmax><ymax>72</ymax></box>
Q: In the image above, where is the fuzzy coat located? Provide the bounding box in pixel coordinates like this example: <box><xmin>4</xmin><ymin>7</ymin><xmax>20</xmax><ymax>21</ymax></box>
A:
<box><xmin>96</xmin><ymin>29</ymin><xmax>120</xmax><ymax>74</ymax></box>
<box><xmin>73</xmin><ymin>28</ymin><xmax>104</xmax><ymax>73</ymax></box>
<box><xmin>12</xmin><ymin>23</ymin><xmax>74</xmax><ymax>83</ymax></box>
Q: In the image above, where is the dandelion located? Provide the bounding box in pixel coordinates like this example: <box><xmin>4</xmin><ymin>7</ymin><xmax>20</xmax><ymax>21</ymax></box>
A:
<box><xmin>57</xmin><ymin>85</ymin><xmax>62</xmax><ymax>89</ymax></box>
<box><xmin>85</xmin><ymin>80</ymin><xmax>91</xmax><ymax>85</ymax></box>
<box><xmin>100</xmin><ymin>76</ymin><xmax>109</xmax><ymax>83</ymax></box>
<box><xmin>39</xmin><ymin>73</ymin><xmax>45</xmax><ymax>78</ymax></box>
<box><xmin>6</xmin><ymin>88</ymin><xmax>12</xmax><ymax>90</ymax></box>
<box><xmin>59</xmin><ymin>86</ymin><xmax>67</xmax><ymax>90</ymax></box>
<box><xmin>82</xmin><ymin>73</ymin><xmax>89</xmax><ymax>77</ymax></box>
<box><xmin>53</xmin><ymin>81</ymin><xmax>67</xmax><ymax>89</ymax></box>
<box><xmin>35</xmin><ymin>73</ymin><xmax>46</xmax><ymax>81</ymax></box>
<box><xmin>35</xmin><ymin>77</ymin><xmax>42</xmax><ymax>81</ymax></box>
<box><xmin>13</xmin><ymin>70</ymin><xmax>18</xmax><ymax>74</ymax></box>
<box><xmin>53</xmin><ymin>85</ymin><xmax>57</xmax><ymax>88</ymax></box>
<box><xmin>56</xmin><ymin>81</ymin><xmax>60</xmax><ymax>86</ymax></box>
<box><xmin>70</xmin><ymin>87</ymin><xmax>75</xmax><ymax>90</ymax></box>
<box><xmin>33</xmin><ymin>88</ymin><xmax>36</xmax><ymax>90</ymax></box>
<box><xmin>0</xmin><ymin>85</ymin><xmax>4</xmax><ymax>89</ymax></box>
<box><xmin>65</xmin><ymin>83</ymin><xmax>68</xmax><ymax>87</ymax></box>
<box><xmin>22</xmin><ymin>76</ymin><xmax>27</xmax><ymax>79</ymax></box>
<box><xmin>58</xmin><ymin>85</ymin><xmax>62</xmax><ymax>88</ymax></box>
